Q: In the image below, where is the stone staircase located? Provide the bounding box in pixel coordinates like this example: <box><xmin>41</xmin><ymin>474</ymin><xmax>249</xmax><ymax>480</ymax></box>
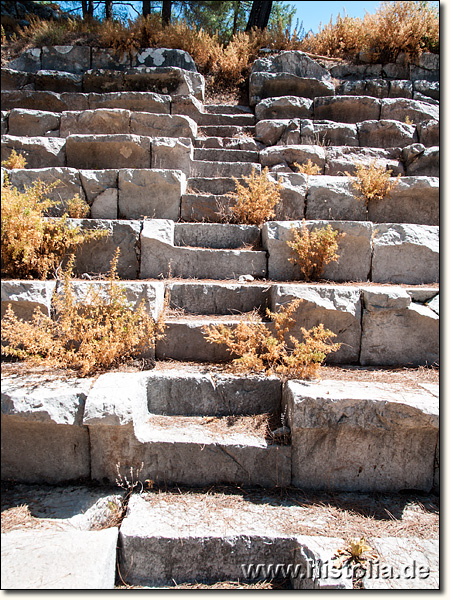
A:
<box><xmin>1</xmin><ymin>48</ymin><xmax>439</xmax><ymax>589</ymax></box>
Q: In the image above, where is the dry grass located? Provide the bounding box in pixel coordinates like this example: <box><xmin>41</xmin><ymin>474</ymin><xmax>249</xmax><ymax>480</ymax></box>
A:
<box><xmin>227</xmin><ymin>167</ymin><xmax>282</xmax><ymax>226</ymax></box>
<box><xmin>346</xmin><ymin>161</ymin><xmax>401</xmax><ymax>210</ymax></box>
<box><xmin>1</xmin><ymin>505</ymin><xmax>58</xmax><ymax>533</ymax></box>
<box><xmin>1</xmin><ymin>149</ymin><xmax>27</xmax><ymax>169</ymax></box>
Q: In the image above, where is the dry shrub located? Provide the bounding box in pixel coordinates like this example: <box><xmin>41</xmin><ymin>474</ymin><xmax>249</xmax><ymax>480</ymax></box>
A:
<box><xmin>1</xmin><ymin>251</ymin><xmax>165</xmax><ymax>377</ymax></box>
<box><xmin>1</xmin><ymin>180</ymin><xmax>103</xmax><ymax>279</ymax></box>
<box><xmin>287</xmin><ymin>221</ymin><xmax>345</xmax><ymax>281</ymax></box>
<box><xmin>203</xmin><ymin>299</ymin><xmax>341</xmax><ymax>380</ymax></box>
<box><xmin>1</xmin><ymin>149</ymin><xmax>27</xmax><ymax>169</ymax></box>
<box><xmin>346</xmin><ymin>161</ymin><xmax>400</xmax><ymax>209</ymax></box>
<box><xmin>228</xmin><ymin>167</ymin><xmax>281</xmax><ymax>225</ymax></box>
<box><xmin>294</xmin><ymin>160</ymin><xmax>322</xmax><ymax>176</ymax></box>
<box><xmin>299</xmin><ymin>1</ymin><xmax>439</xmax><ymax>62</ymax></box>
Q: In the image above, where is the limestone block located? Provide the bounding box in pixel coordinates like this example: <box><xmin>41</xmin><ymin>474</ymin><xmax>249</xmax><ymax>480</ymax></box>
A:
<box><xmin>360</xmin><ymin>290</ymin><xmax>439</xmax><ymax>366</ymax></box>
<box><xmin>91</xmin><ymin>48</ymin><xmax>131</xmax><ymax>70</ymax></box>
<box><xmin>1</xmin><ymin>280</ymin><xmax>56</xmax><ymax>321</ymax></box>
<box><xmin>130</xmin><ymin>112</ymin><xmax>197</xmax><ymax>138</ymax></box>
<box><xmin>6</xmin><ymin>167</ymin><xmax>85</xmax><ymax>208</ymax></box>
<box><xmin>7</xmin><ymin>108</ymin><xmax>60</xmax><ymax>137</ymax></box>
<box><xmin>71</xmin><ymin>219</ymin><xmax>141</xmax><ymax>279</ymax></box>
<box><xmin>262</xmin><ymin>220</ymin><xmax>372</xmax><ymax>282</ymax></box>
<box><xmin>151</xmin><ymin>137</ymin><xmax>193</xmax><ymax>175</ymax></box>
<box><xmin>310</xmin><ymin>121</ymin><xmax>358</xmax><ymax>146</ymax></box>
<box><xmin>118</xmin><ymin>168</ymin><xmax>186</xmax><ymax>220</ymax></box>
<box><xmin>314</xmin><ymin>96</ymin><xmax>381</xmax><ymax>124</ymax></box>
<box><xmin>83</xmin><ymin>372</ymin><xmax>144</xmax><ymax>426</ymax></box>
<box><xmin>123</xmin><ymin>67</ymin><xmax>205</xmax><ymax>101</ymax></box>
<box><xmin>357</xmin><ymin>119</ymin><xmax>417</xmax><ymax>148</ymax></box>
<box><xmin>82</xmin><ymin>69</ymin><xmax>124</xmax><ymax>93</ymax></box>
<box><xmin>60</xmin><ymin>108</ymin><xmax>131</xmax><ymax>136</ymax></box>
<box><xmin>252</xmin><ymin>51</ymin><xmax>332</xmax><ymax>80</ymax></box>
<box><xmin>42</xmin><ymin>46</ymin><xmax>91</xmax><ymax>73</ymax></box>
<box><xmin>382</xmin><ymin>62</ymin><xmax>410</xmax><ymax>79</ymax></box>
<box><xmin>1</xmin><ymin>135</ymin><xmax>66</xmax><ymax>168</ymax></box>
<box><xmin>427</xmin><ymin>294</ymin><xmax>439</xmax><ymax>315</ymax></box>
<box><xmin>270</xmin><ymin>284</ymin><xmax>362</xmax><ymax>363</ymax></box>
<box><xmin>132</xmin><ymin>48</ymin><xmax>197</xmax><ymax>72</ymax></box>
<box><xmin>413</xmin><ymin>80</ymin><xmax>439</xmax><ymax>101</ymax></box>
<box><xmin>410</xmin><ymin>66</ymin><xmax>439</xmax><ymax>82</ymax></box>
<box><xmin>372</xmin><ymin>223</ymin><xmax>439</xmax><ymax>284</ymax></box>
<box><xmin>260</xmin><ymin>145</ymin><xmax>326</xmax><ymax>171</ymax></box>
<box><xmin>405</xmin><ymin>146</ymin><xmax>439</xmax><ymax>177</ymax></box>
<box><xmin>368</xmin><ymin>176</ymin><xmax>439</xmax><ymax>226</ymax></box>
<box><xmin>88</xmin><ymin>91</ymin><xmax>171</xmax><ymax>113</ymax></box>
<box><xmin>255</xmin><ymin>96</ymin><xmax>313</xmax><ymax>120</ymax></box>
<box><xmin>279</xmin><ymin>120</ymin><xmax>302</xmax><ymax>145</ymax></box>
<box><xmin>35</xmin><ymin>69</ymin><xmax>83</xmax><ymax>93</ymax></box>
<box><xmin>292</xmin><ymin>535</ymin><xmax>353</xmax><ymax>589</ymax></box>
<box><xmin>269</xmin><ymin>172</ymin><xmax>307</xmax><ymax>220</ymax></box>
<box><xmin>255</xmin><ymin>119</ymin><xmax>291</xmax><ymax>146</ymax></box>
<box><xmin>174</xmin><ymin>223</ymin><xmax>260</xmax><ymax>249</ymax></box>
<box><xmin>90</xmin><ymin>188</ymin><xmax>118</xmax><ymax>219</ymax></box>
<box><xmin>66</xmin><ymin>134</ymin><xmax>151</xmax><ymax>169</ymax></box>
<box><xmin>416</xmin><ymin>52</ymin><xmax>439</xmax><ymax>71</ymax></box>
<box><xmin>1</xmin><ymin>111</ymin><xmax>8</xmax><ymax>135</ymax></box>
<box><xmin>1</xmin><ymin>90</ymin><xmax>90</xmax><ymax>112</ymax></box>
<box><xmin>171</xmin><ymin>94</ymin><xmax>204</xmax><ymax>119</ymax></box>
<box><xmin>329</xmin><ymin>63</ymin><xmax>382</xmax><ymax>79</ymax></box>
<box><xmin>325</xmin><ymin>146</ymin><xmax>404</xmax><ymax>177</ymax></box>
<box><xmin>389</xmin><ymin>79</ymin><xmax>413</xmax><ymax>98</ymax></box>
<box><xmin>1</xmin><ymin>67</ymin><xmax>33</xmax><ymax>90</ymax></box>
<box><xmin>413</xmin><ymin>91</ymin><xmax>439</xmax><ymax>105</ymax></box>
<box><xmin>250</xmin><ymin>72</ymin><xmax>335</xmax><ymax>106</ymax></box>
<box><xmin>284</xmin><ymin>379</ymin><xmax>439</xmax><ymax>491</ymax></box>
<box><xmin>79</xmin><ymin>169</ymin><xmax>118</xmax><ymax>204</ymax></box>
<box><xmin>336</xmin><ymin>79</ymin><xmax>389</xmax><ymax>98</ymax></box>
<box><xmin>6</xmin><ymin>48</ymin><xmax>41</xmax><ymax>72</ymax></box>
<box><xmin>305</xmin><ymin>175</ymin><xmax>366</xmax><ymax>221</ymax></box>
<box><xmin>380</xmin><ymin>98</ymin><xmax>439</xmax><ymax>124</ymax></box>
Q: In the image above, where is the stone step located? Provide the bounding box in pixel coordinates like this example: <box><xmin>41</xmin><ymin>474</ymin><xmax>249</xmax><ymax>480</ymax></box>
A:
<box><xmin>198</xmin><ymin>125</ymin><xmax>256</xmax><ymax>138</ymax></box>
<box><xmin>174</xmin><ymin>222</ymin><xmax>261</xmax><ymax>249</ymax></box>
<box><xmin>203</xmin><ymin>104</ymin><xmax>253</xmax><ymax>115</ymax></box>
<box><xmin>195</xmin><ymin>113</ymin><xmax>255</xmax><ymax>127</ymax></box>
<box><xmin>181</xmin><ymin>193</ymin><xmax>232</xmax><ymax>222</ymax></box>
<box><xmin>193</xmin><ymin>148</ymin><xmax>259</xmax><ymax>163</ymax></box>
<box><xmin>191</xmin><ymin>159</ymin><xmax>260</xmax><ymax>178</ymax></box>
<box><xmin>187</xmin><ymin>176</ymin><xmax>238</xmax><ymax>195</ymax></box>
<box><xmin>194</xmin><ymin>136</ymin><xmax>261</xmax><ymax>151</ymax></box>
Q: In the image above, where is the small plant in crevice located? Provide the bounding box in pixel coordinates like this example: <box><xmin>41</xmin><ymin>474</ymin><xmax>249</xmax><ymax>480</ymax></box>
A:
<box><xmin>1</xmin><ymin>180</ymin><xmax>102</xmax><ymax>279</ymax></box>
<box><xmin>346</xmin><ymin>160</ymin><xmax>400</xmax><ymax>211</ymax></box>
<box><xmin>1</xmin><ymin>149</ymin><xmax>27</xmax><ymax>169</ymax></box>
<box><xmin>203</xmin><ymin>299</ymin><xmax>341</xmax><ymax>380</ymax></box>
<box><xmin>287</xmin><ymin>221</ymin><xmax>345</xmax><ymax>282</ymax></box>
<box><xmin>333</xmin><ymin>537</ymin><xmax>378</xmax><ymax>569</ymax></box>
<box><xmin>1</xmin><ymin>250</ymin><xmax>166</xmax><ymax>377</ymax></box>
<box><xmin>294</xmin><ymin>159</ymin><xmax>322</xmax><ymax>176</ymax></box>
<box><xmin>227</xmin><ymin>166</ymin><xmax>282</xmax><ymax>226</ymax></box>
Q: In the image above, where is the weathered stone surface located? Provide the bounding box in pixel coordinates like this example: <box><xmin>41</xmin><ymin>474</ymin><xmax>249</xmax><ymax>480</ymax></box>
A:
<box><xmin>260</xmin><ymin>145</ymin><xmax>325</xmax><ymax>171</ymax></box>
<box><xmin>1</xmin><ymin>90</ymin><xmax>90</xmax><ymax>112</ymax></box>
<box><xmin>413</xmin><ymin>91</ymin><xmax>439</xmax><ymax>105</ymax></box>
<box><xmin>357</xmin><ymin>119</ymin><xmax>417</xmax><ymax>148</ymax></box>
<box><xmin>360</xmin><ymin>288</ymin><xmax>439</xmax><ymax>366</ymax></box>
<box><xmin>382</xmin><ymin>62</ymin><xmax>410</xmax><ymax>79</ymax></box>
<box><xmin>368</xmin><ymin>176</ymin><xmax>439</xmax><ymax>226</ymax></box>
<box><xmin>6</xmin><ymin>167</ymin><xmax>85</xmax><ymax>208</ymax></box>
<box><xmin>1</xmin><ymin>111</ymin><xmax>8</xmax><ymax>135</ymax></box>
<box><xmin>372</xmin><ymin>224</ymin><xmax>439</xmax><ymax>284</ymax></box>
<box><xmin>380</xmin><ymin>98</ymin><xmax>439</xmax><ymax>124</ymax></box>
<box><xmin>82</xmin><ymin>69</ymin><xmax>124</xmax><ymax>93</ymax></box>
<box><xmin>1</xmin><ymin>135</ymin><xmax>66</xmax><ymax>168</ymax></box>
<box><xmin>389</xmin><ymin>79</ymin><xmax>413</xmax><ymax>98</ymax></box>
<box><xmin>66</xmin><ymin>134</ymin><xmax>151</xmax><ymax>169</ymax></box>
<box><xmin>6</xmin><ymin>48</ymin><xmax>41</xmax><ymax>72</ymax></box>
<box><xmin>270</xmin><ymin>284</ymin><xmax>362</xmax><ymax>363</ymax></box>
<box><xmin>91</xmin><ymin>48</ymin><xmax>131</xmax><ymax>70</ymax></box>
<box><xmin>131</xmin><ymin>113</ymin><xmax>196</xmax><ymax>138</ymax></box>
<box><xmin>314</xmin><ymin>96</ymin><xmax>381</xmax><ymax>123</ymax></box>
<box><xmin>151</xmin><ymin>137</ymin><xmax>193</xmax><ymax>175</ymax></box>
<box><xmin>122</xmin><ymin>67</ymin><xmax>204</xmax><ymax>101</ymax></box>
<box><xmin>255</xmin><ymin>96</ymin><xmax>313</xmax><ymax>120</ymax></box>
<box><xmin>132</xmin><ymin>48</ymin><xmax>197</xmax><ymax>72</ymax></box>
<box><xmin>1</xmin><ymin>528</ymin><xmax>118</xmax><ymax>589</ymax></box>
<box><xmin>363</xmin><ymin>537</ymin><xmax>439</xmax><ymax>589</ymax></box>
<box><xmin>167</xmin><ymin>281</ymin><xmax>270</xmax><ymax>315</ymax></box>
<box><xmin>42</xmin><ymin>46</ymin><xmax>91</xmax><ymax>73</ymax></box>
<box><xmin>262</xmin><ymin>220</ymin><xmax>372</xmax><ymax>282</ymax></box>
<box><xmin>7</xmin><ymin>108</ymin><xmax>60</xmax><ymax>137</ymax></box>
<box><xmin>305</xmin><ymin>175</ymin><xmax>366</xmax><ymax>221</ymax></box>
<box><xmin>410</xmin><ymin>66</ymin><xmax>439</xmax><ymax>82</ymax></box>
<box><xmin>60</xmin><ymin>108</ymin><xmax>130</xmax><ymax>136</ymax></box>
<box><xmin>325</xmin><ymin>146</ymin><xmax>404</xmax><ymax>176</ymax></box>
<box><xmin>79</xmin><ymin>169</ymin><xmax>118</xmax><ymax>203</ymax></box>
<box><xmin>174</xmin><ymin>223</ymin><xmax>260</xmax><ymax>249</ymax></box>
<box><xmin>269</xmin><ymin>172</ymin><xmax>307</xmax><ymax>220</ymax></box>
<box><xmin>329</xmin><ymin>63</ymin><xmax>382</xmax><ymax>79</ymax></box>
<box><xmin>118</xmin><ymin>168</ymin><xmax>186</xmax><ymax>220</ymax></box>
<box><xmin>284</xmin><ymin>379</ymin><xmax>439</xmax><ymax>491</ymax></box>
<box><xmin>1</xmin><ymin>67</ymin><xmax>32</xmax><ymax>90</ymax></box>
<box><xmin>88</xmin><ymin>91</ymin><xmax>171</xmax><ymax>112</ymax></box>
<box><xmin>427</xmin><ymin>294</ymin><xmax>439</xmax><ymax>315</ymax></box>
<box><xmin>255</xmin><ymin>119</ymin><xmax>291</xmax><ymax>146</ymax></box>
<box><xmin>252</xmin><ymin>51</ymin><xmax>332</xmax><ymax>80</ymax></box>
<box><xmin>180</xmin><ymin>193</ymin><xmax>229</xmax><ymax>222</ymax></box>
<box><xmin>71</xmin><ymin>219</ymin><xmax>141</xmax><ymax>279</ymax></box>
<box><xmin>336</xmin><ymin>78</ymin><xmax>389</xmax><ymax>98</ymax></box>
<box><xmin>310</xmin><ymin>121</ymin><xmax>359</xmax><ymax>146</ymax></box>
<box><xmin>83</xmin><ymin>372</ymin><xmax>143</xmax><ymax>426</ymax></box>
<box><xmin>35</xmin><ymin>69</ymin><xmax>83</xmax><ymax>93</ymax></box>
<box><xmin>416</xmin><ymin>52</ymin><xmax>439</xmax><ymax>71</ymax></box>
<box><xmin>414</xmin><ymin>80</ymin><xmax>439</xmax><ymax>101</ymax></box>
<box><xmin>90</xmin><ymin>188</ymin><xmax>118</xmax><ymax>219</ymax></box>
<box><xmin>1</xmin><ymin>280</ymin><xmax>56</xmax><ymax>321</ymax></box>
<box><xmin>250</xmin><ymin>72</ymin><xmax>335</xmax><ymax>106</ymax></box>
<box><xmin>405</xmin><ymin>146</ymin><xmax>439</xmax><ymax>177</ymax></box>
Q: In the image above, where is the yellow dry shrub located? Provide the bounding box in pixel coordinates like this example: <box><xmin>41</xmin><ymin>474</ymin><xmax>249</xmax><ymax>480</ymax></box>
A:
<box><xmin>287</xmin><ymin>221</ymin><xmax>345</xmax><ymax>281</ymax></box>
<box><xmin>229</xmin><ymin>167</ymin><xmax>281</xmax><ymax>226</ymax></box>
<box><xmin>203</xmin><ymin>299</ymin><xmax>341</xmax><ymax>380</ymax></box>
<box><xmin>346</xmin><ymin>161</ymin><xmax>400</xmax><ymax>209</ymax></box>
<box><xmin>1</xmin><ymin>180</ymin><xmax>103</xmax><ymax>279</ymax></box>
<box><xmin>294</xmin><ymin>160</ymin><xmax>322</xmax><ymax>176</ymax></box>
<box><xmin>1</xmin><ymin>149</ymin><xmax>27</xmax><ymax>169</ymax></box>
<box><xmin>1</xmin><ymin>250</ymin><xmax>165</xmax><ymax>377</ymax></box>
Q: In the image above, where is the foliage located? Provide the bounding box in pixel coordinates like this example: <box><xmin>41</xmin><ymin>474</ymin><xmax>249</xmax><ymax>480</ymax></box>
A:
<box><xmin>1</xmin><ymin>250</ymin><xmax>165</xmax><ymax>377</ymax></box>
<box><xmin>294</xmin><ymin>159</ymin><xmax>321</xmax><ymax>176</ymax></box>
<box><xmin>346</xmin><ymin>161</ymin><xmax>400</xmax><ymax>209</ymax></box>
<box><xmin>1</xmin><ymin>180</ymin><xmax>103</xmax><ymax>279</ymax></box>
<box><xmin>299</xmin><ymin>1</ymin><xmax>439</xmax><ymax>61</ymax></box>
<box><xmin>333</xmin><ymin>537</ymin><xmax>378</xmax><ymax>568</ymax></box>
<box><xmin>203</xmin><ymin>299</ymin><xmax>341</xmax><ymax>380</ymax></box>
<box><xmin>228</xmin><ymin>167</ymin><xmax>281</xmax><ymax>225</ymax></box>
<box><xmin>287</xmin><ymin>222</ymin><xmax>345</xmax><ymax>281</ymax></box>
<box><xmin>1</xmin><ymin>150</ymin><xmax>27</xmax><ymax>169</ymax></box>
